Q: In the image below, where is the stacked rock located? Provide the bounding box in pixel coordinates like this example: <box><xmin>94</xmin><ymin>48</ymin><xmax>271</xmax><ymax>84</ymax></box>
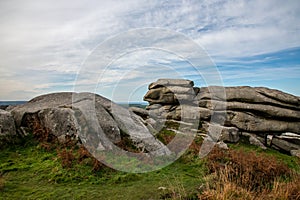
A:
<box><xmin>143</xmin><ymin>79</ymin><xmax>199</xmax><ymax>121</ymax></box>
<box><xmin>142</xmin><ymin>79</ymin><xmax>300</xmax><ymax>156</ymax></box>
<box><xmin>197</xmin><ymin>86</ymin><xmax>300</xmax><ymax>152</ymax></box>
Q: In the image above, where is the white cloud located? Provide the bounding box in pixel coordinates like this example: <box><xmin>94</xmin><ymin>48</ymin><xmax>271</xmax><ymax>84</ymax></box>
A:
<box><xmin>0</xmin><ymin>0</ymin><xmax>300</xmax><ymax>100</ymax></box>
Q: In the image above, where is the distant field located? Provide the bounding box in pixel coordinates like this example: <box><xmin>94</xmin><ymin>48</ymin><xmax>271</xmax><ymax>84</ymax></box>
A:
<box><xmin>0</xmin><ymin>101</ymin><xmax>27</xmax><ymax>106</ymax></box>
<box><xmin>118</xmin><ymin>102</ymin><xmax>148</xmax><ymax>109</ymax></box>
<box><xmin>0</xmin><ymin>101</ymin><xmax>148</xmax><ymax>110</ymax></box>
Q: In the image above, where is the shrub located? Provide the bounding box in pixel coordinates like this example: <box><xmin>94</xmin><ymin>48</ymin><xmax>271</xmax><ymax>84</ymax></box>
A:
<box><xmin>206</xmin><ymin>147</ymin><xmax>292</xmax><ymax>191</ymax></box>
<box><xmin>261</xmin><ymin>175</ymin><xmax>300</xmax><ymax>200</ymax></box>
<box><xmin>57</xmin><ymin>148</ymin><xmax>75</xmax><ymax>168</ymax></box>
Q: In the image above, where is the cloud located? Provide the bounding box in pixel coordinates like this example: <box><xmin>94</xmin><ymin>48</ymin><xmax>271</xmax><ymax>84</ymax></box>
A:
<box><xmin>0</xmin><ymin>0</ymin><xmax>300</xmax><ymax>100</ymax></box>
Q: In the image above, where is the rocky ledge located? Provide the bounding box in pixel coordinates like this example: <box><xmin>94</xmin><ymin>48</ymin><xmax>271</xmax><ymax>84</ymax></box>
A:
<box><xmin>0</xmin><ymin>79</ymin><xmax>300</xmax><ymax>158</ymax></box>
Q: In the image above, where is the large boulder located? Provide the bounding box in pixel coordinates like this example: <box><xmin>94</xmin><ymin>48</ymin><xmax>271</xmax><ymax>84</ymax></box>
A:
<box><xmin>9</xmin><ymin>92</ymin><xmax>170</xmax><ymax>156</ymax></box>
<box><xmin>0</xmin><ymin>109</ymin><xmax>17</xmax><ymax>145</ymax></box>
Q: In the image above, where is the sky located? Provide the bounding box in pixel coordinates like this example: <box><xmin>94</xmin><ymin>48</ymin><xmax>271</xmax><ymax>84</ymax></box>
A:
<box><xmin>0</xmin><ymin>0</ymin><xmax>300</xmax><ymax>101</ymax></box>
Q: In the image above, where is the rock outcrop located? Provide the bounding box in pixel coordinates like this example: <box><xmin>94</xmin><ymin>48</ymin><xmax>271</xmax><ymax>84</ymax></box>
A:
<box><xmin>142</xmin><ymin>79</ymin><xmax>300</xmax><ymax>156</ymax></box>
<box><xmin>2</xmin><ymin>79</ymin><xmax>300</xmax><ymax>158</ymax></box>
<box><xmin>142</xmin><ymin>79</ymin><xmax>201</xmax><ymax>147</ymax></box>
<box><xmin>7</xmin><ymin>92</ymin><xmax>170</xmax><ymax>156</ymax></box>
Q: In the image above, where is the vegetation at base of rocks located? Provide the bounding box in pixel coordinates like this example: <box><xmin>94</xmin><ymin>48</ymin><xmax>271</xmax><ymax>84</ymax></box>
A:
<box><xmin>229</xmin><ymin>135</ymin><xmax>300</xmax><ymax>171</ymax></box>
<box><xmin>115</xmin><ymin>131</ymin><xmax>143</xmax><ymax>153</ymax></box>
<box><xmin>0</xmin><ymin>133</ymin><xmax>299</xmax><ymax>199</ymax></box>
<box><xmin>164</xmin><ymin>120</ymin><xmax>181</xmax><ymax>129</ymax></box>
<box><xmin>155</xmin><ymin>120</ymin><xmax>183</xmax><ymax>145</ymax></box>
<box><xmin>156</xmin><ymin>128</ymin><xmax>177</xmax><ymax>145</ymax></box>
<box><xmin>206</xmin><ymin>147</ymin><xmax>293</xmax><ymax>191</ymax></box>
<box><xmin>198</xmin><ymin>147</ymin><xmax>300</xmax><ymax>200</ymax></box>
<box><xmin>0</xmin><ymin>134</ymin><xmax>25</xmax><ymax>150</ymax></box>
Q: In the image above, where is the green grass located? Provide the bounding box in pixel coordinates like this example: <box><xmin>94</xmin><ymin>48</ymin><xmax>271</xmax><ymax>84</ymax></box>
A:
<box><xmin>0</xmin><ymin>133</ymin><xmax>299</xmax><ymax>200</ymax></box>
<box><xmin>0</xmin><ymin>137</ymin><xmax>206</xmax><ymax>200</ymax></box>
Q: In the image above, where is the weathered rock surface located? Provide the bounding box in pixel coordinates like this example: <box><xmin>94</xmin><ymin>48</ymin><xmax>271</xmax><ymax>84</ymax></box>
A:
<box><xmin>202</xmin><ymin>122</ymin><xmax>239</xmax><ymax>143</ymax></box>
<box><xmin>225</xmin><ymin>111</ymin><xmax>300</xmax><ymax>133</ymax></box>
<box><xmin>241</xmin><ymin>132</ymin><xmax>267</xmax><ymax>150</ymax></box>
<box><xmin>0</xmin><ymin>109</ymin><xmax>17</xmax><ymax>143</ymax></box>
<box><xmin>144</xmin><ymin>79</ymin><xmax>198</xmax><ymax>105</ymax></box>
<box><xmin>148</xmin><ymin>79</ymin><xmax>194</xmax><ymax>89</ymax></box>
<box><xmin>271</xmin><ymin>137</ymin><xmax>300</xmax><ymax>152</ymax></box>
<box><xmin>144</xmin><ymin>79</ymin><xmax>200</xmax><ymax>124</ymax></box>
<box><xmin>129</xmin><ymin>107</ymin><xmax>149</xmax><ymax>119</ymax></box>
<box><xmin>4</xmin><ymin>78</ymin><xmax>300</xmax><ymax>157</ymax></box>
<box><xmin>198</xmin><ymin>86</ymin><xmax>300</xmax><ymax>109</ymax></box>
<box><xmin>0</xmin><ymin>105</ymin><xmax>8</xmax><ymax>110</ymax></box>
<box><xmin>142</xmin><ymin>79</ymin><xmax>300</xmax><ymax>155</ymax></box>
<box><xmin>9</xmin><ymin>92</ymin><xmax>170</xmax><ymax>155</ymax></box>
<box><xmin>196</xmin><ymin>85</ymin><xmax>300</xmax><ymax>153</ymax></box>
<box><xmin>290</xmin><ymin>149</ymin><xmax>300</xmax><ymax>158</ymax></box>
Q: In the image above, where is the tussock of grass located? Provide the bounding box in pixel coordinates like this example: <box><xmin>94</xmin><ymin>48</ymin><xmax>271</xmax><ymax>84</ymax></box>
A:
<box><xmin>0</xmin><ymin>175</ymin><xmax>5</xmax><ymax>191</ymax></box>
<box><xmin>156</xmin><ymin>128</ymin><xmax>177</xmax><ymax>145</ymax></box>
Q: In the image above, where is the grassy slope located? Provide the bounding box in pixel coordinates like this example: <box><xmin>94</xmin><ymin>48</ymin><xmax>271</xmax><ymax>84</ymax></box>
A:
<box><xmin>0</xmin><ymin>134</ymin><xmax>299</xmax><ymax>200</ymax></box>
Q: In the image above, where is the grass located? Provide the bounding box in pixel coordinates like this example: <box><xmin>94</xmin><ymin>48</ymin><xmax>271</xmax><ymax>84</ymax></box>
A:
<box><xmin>0</xmin><ymin>132</ymin><xmax>299</xmax><ymax>200</ymax></box>
<box><xmin>0</xmin><ymin>135</ymin><xmax>206</xmax><ymax>199</ymax></box>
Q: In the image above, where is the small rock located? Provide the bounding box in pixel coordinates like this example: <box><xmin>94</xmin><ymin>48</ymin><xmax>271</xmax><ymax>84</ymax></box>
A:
<box><xmin>216</xmin><ymin>141</ymin><xmax>228</xmax><ymax>150</ymax></box>
<box><xmin>129</xmin><ymin>107</ymin><xmax>149</xmax><ymax>119</ymax></box>
<box><xmin>149</xmin><ymin>79</ymin><xmax>194</xmax><ymax>89</ymax></box>
<box><xmin>271</xmin><ymin>137</ymin><xmax>300</xmax><ymax>152</ymax></box>
<box><xmin>290</xmin><ymin>149</ymin><xmax>300</xmax><ymax>158</ymax></box>
<box><xmin>249</xmin><ymin>135</ymin><xmax>267</xmax><ymax>150</ymax></box>
<box><xmin>203</xmin><ymin>123</ymin><xmax>239</xmax><ymax>143</ymax></box>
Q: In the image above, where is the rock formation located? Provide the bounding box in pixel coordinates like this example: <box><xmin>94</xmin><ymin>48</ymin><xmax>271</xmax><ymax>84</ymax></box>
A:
<box><xmin>6</xmin><ymin>92</ymin><xmax>170</xmax><ymax>156</ymax></box>
<box><xmin>142</xmin><ymin>79</ymin><xmax>300</xmax><ymax>157</ymax></box>
<box><xmin>1</xmin><ymin>79</ymin><xmax>299</xmax><ymax>158</ymax></box>
<box><xmin>143</xmin><ymin>79</ymin><xmax>199</xmax><ymax>121</ymax></box>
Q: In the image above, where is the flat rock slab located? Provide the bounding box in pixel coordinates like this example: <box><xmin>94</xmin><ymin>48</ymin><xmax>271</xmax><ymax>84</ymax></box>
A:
<box><xmin>198</xmin><ymin>86</ymin><xmax>300</xmax><ymax>109</ymax></box>
<box><xmin>149</xmin><ymin>79</ymin><xmax>194</xmax><ymax>89</ymax></box>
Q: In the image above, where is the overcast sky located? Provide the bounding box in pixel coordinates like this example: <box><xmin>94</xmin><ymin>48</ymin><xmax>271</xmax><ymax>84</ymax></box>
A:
<box><xmin>0</xmin><ymin>0</ymin><xmax>300</xmax><ymax>101</ymax></box>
